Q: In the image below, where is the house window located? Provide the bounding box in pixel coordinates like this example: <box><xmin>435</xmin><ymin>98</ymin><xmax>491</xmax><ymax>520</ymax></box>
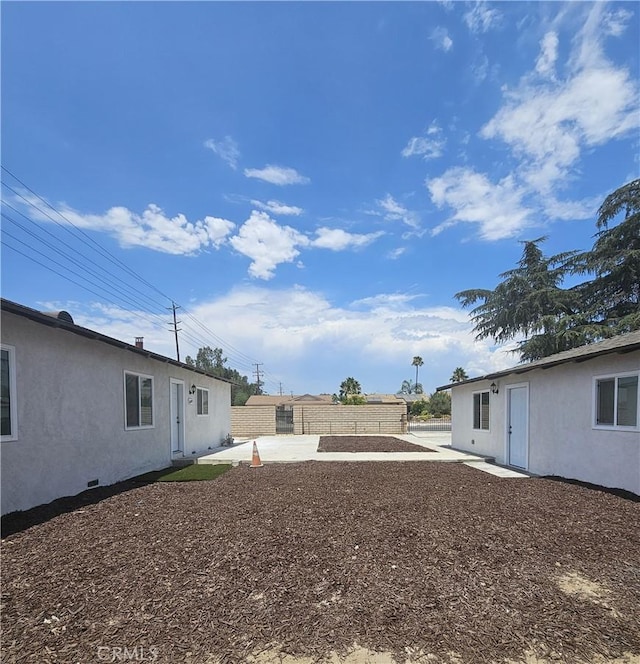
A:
<box><xmin>124</xmin><ymin>372</ymin><xmax>154</xmax><ymax>429</ymax></box>
<box><xmin>595</xmin><ymin>374</ymin><xmax>638</xmax><ymax>428</ymax></box>
<box><xmin>1</xmin><ymin>345</ymin><xmax>17</xmax><ymax>441</ymax></box>
<box><xmin>473</xmin><ymin>391</ymin><xmax>490</xmax><ymax>430</ymax></box>
<box><xmin>196</xmin><ymin>387</ymin><xmax>209</xmax><ymax>416</ymax></box>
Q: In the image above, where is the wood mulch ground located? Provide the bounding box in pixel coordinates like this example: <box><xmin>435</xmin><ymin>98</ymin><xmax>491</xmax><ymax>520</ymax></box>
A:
<box><xmin>1</xmin><ymin>461</ymin><xmax>639</xmax><ymax>664</ymax></box>
<box><xmin>317</xmin><ymin>436</ymin><xmax>437</xmax><ymax>453</ymax></box>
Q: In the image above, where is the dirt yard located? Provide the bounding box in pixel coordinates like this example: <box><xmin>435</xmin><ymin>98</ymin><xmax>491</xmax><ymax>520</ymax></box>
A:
<box><xmin>1</xmin><ymin>461</ymin><xmax>639</xmax><ymax>664</ymax></box>
<box><xmin>317</xmin><ymin>436</ymin><xmax>438</xmax><ymax>453</ymax></box>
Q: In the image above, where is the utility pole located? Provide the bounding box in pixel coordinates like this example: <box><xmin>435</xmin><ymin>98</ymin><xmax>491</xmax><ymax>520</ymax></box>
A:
<box><xmin>253</xmin><ymin>363</ymin><xmax>263</xmax><ymax>394</ymax></box>
<box><xmin>168</xmin><ymin>302</ymin><xmax>182</xmax><ymax>362</ymax></box>
<box><xmin>279</xmin><ymin>382</ymin><xmax>283</xmax><ymax>396</ymax></box>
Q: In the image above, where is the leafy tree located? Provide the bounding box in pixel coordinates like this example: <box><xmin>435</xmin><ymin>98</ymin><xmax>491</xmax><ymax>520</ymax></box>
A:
<box><xmin>450</xmin><ymin>367</ymin><xmax>469</xmax><ymax>383</ymax></box>
<box><xmin>342</xmin><ymin>394</ymin><xmax>367</xmax><ymax>405</ymax></box>
<box><xmin>456</xmin><ymin>238</ymin><xmax>580</xmax><ymax>362</ymax></box>
<box><xmin>411</xmin><ymin>356</ymin><xmax>424</xmax><ymax>389</ymax></box>
<box><xmin>428</xmin><ymin>391</ymin><xmax>451</xmax><ymax>417</ymax></box>
<box><xmin>185</xmin><ymin>346</ymin><xmax>259</xmax><ymax>405</ymax></box>
<box><xmin>409</xmin><ymin>399</ymin><xmax>428</xmax><ymax>417</ymax></box>
<box><xmin>185</xmin><ymin>346</ymin><xmax>226</xmax><ymax>376</ymax></box>
<box><xmin>455</xmin><ymin>180</ymin><xmax>640</xmax><ymax>362</ymax></box>
<box><xmin>571</xmin><ymin>178</ymin><xmax>640</xmax><ymax>338</ymax></box>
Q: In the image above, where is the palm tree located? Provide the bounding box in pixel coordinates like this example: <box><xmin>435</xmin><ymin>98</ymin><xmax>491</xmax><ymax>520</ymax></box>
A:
<box><xmin>400</xmin><ymin>379</ymin><xmax>423</xmax><ymax>395</ymax></box>
<box><xmin>450</xmin><ymin>367</ymin><xmax>469</xmax><ymax>383</ymax></box>
<box><xmin>400</xmin><ymin>379</ymin><xmax>413</xmax><ymax>395</ymax></box>
<box><xmin>411</xmin><ymin>356</ymin><xmax>423</xmax><ymax>390</ymax></box>
<box><xmin>339</xmin><ymin>377</ymin><xmax>362</xmax><ymax>401</ymax></box>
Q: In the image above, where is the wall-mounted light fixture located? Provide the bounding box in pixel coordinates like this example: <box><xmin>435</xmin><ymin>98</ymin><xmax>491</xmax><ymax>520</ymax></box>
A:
<box><xmin>490</xmin><ymin>381</ymin><xmax>499</xmax><ymax>394</ymax></box>
<box><xmin>189</xmin><ymin>384</ymin><xmax>197</xmax><ymax>395</ymax></box>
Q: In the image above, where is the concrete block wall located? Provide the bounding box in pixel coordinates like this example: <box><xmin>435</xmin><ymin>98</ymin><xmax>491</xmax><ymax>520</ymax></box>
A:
<box><xmin>293</xmin><ymin>404</ymin><xmax>406</xmax><ymax>435</ymax></box>
<box><xmin>231</xmin><ymin>406</ymin><xmax>276</xmax><ymax>437</ymax></box>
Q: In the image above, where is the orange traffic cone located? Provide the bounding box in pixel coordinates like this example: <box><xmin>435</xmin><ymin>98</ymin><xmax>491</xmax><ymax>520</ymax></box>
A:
<box><xmin>250</xmin><ymin>441</ymin><xmax>263</xmax><ymax>468</ymax></box>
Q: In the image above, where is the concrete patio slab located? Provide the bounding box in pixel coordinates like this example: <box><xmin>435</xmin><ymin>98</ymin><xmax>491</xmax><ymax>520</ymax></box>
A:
<box><xmin>463</xmin><ymin>460</ymin><xmax>530</xmax><ymax>478</ymax></box>
<box><xmin>196</xmin><ymin>432</ymin><xmax>488</xmax><ymax>465</ymax></box>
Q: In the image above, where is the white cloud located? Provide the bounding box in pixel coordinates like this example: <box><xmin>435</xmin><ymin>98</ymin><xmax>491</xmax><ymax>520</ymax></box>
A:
<box><xmin>602</xmin><ymin>7</ymin><xmax>632</xmax><ymax>37</ymax></box>
<box><xmin>312</xmin><ymin>227</ymin><xmax>383</xmax><ymax>251</ymax></box>
<box><xmin>430</xmin><ymin>26</ymin><xmax>453</xmax><ymax>52</ymax></box>
<box><xmin>402</xmin><ymin>121</ymin><xmax>446</xmax><ymax>160</ymax></box>
<box><xmin>470</xmin><ymin>53</ymin><xmax>489</xmax><ymax>84</ymax></box>
<box><xmin>59</xmin><ymin>286</ymin><xmax>521</xmax><ymax>394</ymax></box>
<box><xmin>387</xmin><ymin>247</ymin><xmax>406</xmax><ymax>260</ymax></box>
<box><xmin>467</xmin><ymin>2</ymin><xmax>640</xmax><ymax>211</ymax></box>
<box><xmin>482</xmin><ymin>42</ymin><xmax>639</xmax><ymax>196</ymax></box>
<box><xmin>193</xmin><ymin>286</ymin><xmax>516</xmax><ymax>388</ymax></box>
<box><xmin>376</xmin><ymin>194</ymin><xmax>421</xmax><ymax>230</ymax></box>
<box><xmin>535</xmin><ymin>31</ymin><xmax>559</xmax><ymax>78</ymax></box>
<box><xmin>463</xmin><ymin>1</ymin><xmax>502</xmax><ymax>34</ymax></box>
<box><xmin>21</xmin><ymin>195</ymin><xmax>235</xmax><ymax>255</ymax></box>
<box><xmin>204</xmin><ymin>136</ymin><xmax>240</xmax><ymax>170</ymax></box>
<box><xmin>427</xmin><ymin>167</ymin><xmax>532</xmax><ymax>240</ymax></box>
<box><xmin>244</xmin><ymin>164</ymin><xmax>310</xmax><ymax>185</ymax></box>
<box><xmin>541</xmin><ymin>195</ymin><xmax>599</xmax><ymax>221</ymax></box>
<box><xmin>229</xmin><ymin>211</ymin><xmax>309</xmax><ymax>280</ymax></box>
<box><xmin>250</xmin><ymin>199</ymin><xmax>303</xmax><ymax>216</ymax></box>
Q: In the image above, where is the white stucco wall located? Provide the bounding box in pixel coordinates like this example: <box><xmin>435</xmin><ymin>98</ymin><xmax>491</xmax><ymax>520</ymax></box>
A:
<box><xmin>0</xmin><ymin>311</ymin><xmax>231</xmax><ymax>515</ymax></box>
<box><xmin>450</xmin><ymin>351</ymin><xmax>640</xmax><ymax>495</ymax></box>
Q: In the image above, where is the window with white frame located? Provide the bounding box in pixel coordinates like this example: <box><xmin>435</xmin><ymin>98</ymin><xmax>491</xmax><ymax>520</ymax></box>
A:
<box><xmin>595</xmin><ymin>373</ymin><xmax>638</xmax><ymax>428</ymax></box>
<box><xmin>1</xmin><ymin>345</ymin><xmax>17</xmax><ymax>441</ymax></box>
<box><xmin>473</xmin><ymin>391</ymin><xmax>490</xmax><ymax>430</ymax></box>
<box><xmin>124</xmin><ymin>372</ymin><xmax>154</xmax><ymax>429</ymax></box>
<box><xmin>196</xmin><ymin>387</ymin><xmax>209</xmax><ymax>416</ymax></box>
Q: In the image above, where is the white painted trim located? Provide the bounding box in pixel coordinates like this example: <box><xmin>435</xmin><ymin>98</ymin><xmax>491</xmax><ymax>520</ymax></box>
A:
<box><xmin>1</xmin><ymin>344</ymin><xmax>18</xmax><ymax>442</ymax></box>
<box><xmin>592</xmin><ymin>371</ymin><xmax>640</xmax><ymax>431</ymax></box>
<box><xmin>196</xmin><ymin>386</ymin><xmax>210</xmax><ymax>417</ymax></box>
<box><xmin>170</xmin><ymin>378</ymin><xmax>185</xmax><ymax>455</ymax></box>
<box><xmin>123</xmin><ymin>370</ymin><xmax>155</xmax><ymax>431</ymax></box>
<box><xmin>472</xmin><ymin>389</ymin><xmax>490</xmax><ymax>431</ymax></box>
<box><xmin>505</xmin><ymin>382</ymin><xmax>529</xmax><ymax>470</ymax></box>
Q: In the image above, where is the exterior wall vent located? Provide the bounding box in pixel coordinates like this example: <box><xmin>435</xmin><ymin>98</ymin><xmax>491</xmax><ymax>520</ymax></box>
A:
<box><xmin>43</xmin><ymin>310</ymin><xmax>74</xmax><ymax>324</ymax></box>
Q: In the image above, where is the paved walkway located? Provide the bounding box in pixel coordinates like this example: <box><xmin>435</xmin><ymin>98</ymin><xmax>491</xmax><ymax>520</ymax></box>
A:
<box><xmin>197</xmin><ymin>432</ymin><xmax>489</xmax><ymax>465</ymax></box>
<box><xmin>463</xmin><ymin>460</ymin><xmax>530</xmax><ymax>478</ymax></box>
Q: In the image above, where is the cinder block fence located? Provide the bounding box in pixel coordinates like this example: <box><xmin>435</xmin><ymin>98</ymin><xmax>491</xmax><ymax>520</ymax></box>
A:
<box><xmin>231</xmin><ymin>404</ymin><xmax>407</xmax><ymax>437</ymax></box>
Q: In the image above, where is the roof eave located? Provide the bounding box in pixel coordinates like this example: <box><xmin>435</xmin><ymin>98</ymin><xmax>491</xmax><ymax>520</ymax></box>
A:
<box><xmin>1</xmin><ymin>298</ymin><xmax>233</xmax><ymax>384</ymax></box>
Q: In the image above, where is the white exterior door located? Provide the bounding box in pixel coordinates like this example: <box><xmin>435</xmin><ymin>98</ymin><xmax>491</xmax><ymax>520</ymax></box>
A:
<box><xmin>170</xmin><ymin>380</ymin><xmax>184</xmax><ymax>455</ymax></box>
<box><xmin>508</xmin><ymin>385</ymin><xmax>528</xmax><ymax>469</ymax></box>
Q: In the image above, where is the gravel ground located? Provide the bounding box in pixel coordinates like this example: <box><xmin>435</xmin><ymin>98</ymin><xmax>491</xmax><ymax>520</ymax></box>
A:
<box><xmin>1</xmin><ymin>461</ymin><xmax>639</xmax><ymax>664</ymax></box>
<box><xmin>317</xmin><ymin>436</ymin><xmax>437</xmax><ymax>453</ymax></box>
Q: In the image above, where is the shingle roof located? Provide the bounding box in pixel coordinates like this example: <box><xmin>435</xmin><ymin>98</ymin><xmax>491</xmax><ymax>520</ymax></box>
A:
<box><xmin>437</xmin><ymin>330</ymin><xmax>640</xmax><ymax>391</ymax></box>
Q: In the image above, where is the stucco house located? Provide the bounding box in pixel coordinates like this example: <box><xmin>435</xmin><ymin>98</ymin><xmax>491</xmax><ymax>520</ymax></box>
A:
<box><xmin>438</xmin><ymin>331</ymin><xmax>640</xmax><ymax>495</ymax></box>
<box><xmin>1</xmin><ymin>298</ymin><xmax>231</xmax><ymax>515</ymax></box>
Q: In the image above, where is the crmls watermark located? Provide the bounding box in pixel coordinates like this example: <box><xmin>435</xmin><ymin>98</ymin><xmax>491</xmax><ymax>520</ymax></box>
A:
<box><xmin>96</xmin><ymin>645</ymin><xmax>160</xmax><ymax>662</ymax></box>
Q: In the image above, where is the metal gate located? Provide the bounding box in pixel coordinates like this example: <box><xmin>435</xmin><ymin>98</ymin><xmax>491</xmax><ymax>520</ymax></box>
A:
<box><xmin>407</xmin><ymin>417</ymin><xmax>451</xmax><ymax>432</ymax></box>
<box><xmin>276</xmin><ymin>405</ymin><xmax>294</xmax><ymax>434</ymax></box>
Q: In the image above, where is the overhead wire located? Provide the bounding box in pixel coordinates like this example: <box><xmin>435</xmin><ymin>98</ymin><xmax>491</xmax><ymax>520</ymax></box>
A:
<box><xmin>1</xmin><ymin>168</ymin><xmax>287</xmax><ymax>394</ymax></box>
<box><xmin>1</xmin><ymin>197</ymin><xmax>170</xmax><ymax>312</ymax></box>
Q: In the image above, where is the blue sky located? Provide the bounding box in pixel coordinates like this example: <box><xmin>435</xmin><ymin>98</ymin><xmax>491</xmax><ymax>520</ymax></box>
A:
<box><xmin>1</xmin><ymin>1</ymin><xmax>639</xmax><ymax>396</ymax></box>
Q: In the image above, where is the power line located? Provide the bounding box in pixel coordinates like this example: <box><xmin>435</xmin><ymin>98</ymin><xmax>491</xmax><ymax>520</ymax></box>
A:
<box><xmin>1</xmin><ymin>166</ymin><xmax>173</xmax><ymax>302</ymax></box>
<box><xmin>1</xmin><ymin>198</ymin><xmax>170</xmax><ymax>312</ymax></box>
<box><xmin>1</xmin><ymin>167</ymin><xmax>289</xmax><ymax>395</ymax></box>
